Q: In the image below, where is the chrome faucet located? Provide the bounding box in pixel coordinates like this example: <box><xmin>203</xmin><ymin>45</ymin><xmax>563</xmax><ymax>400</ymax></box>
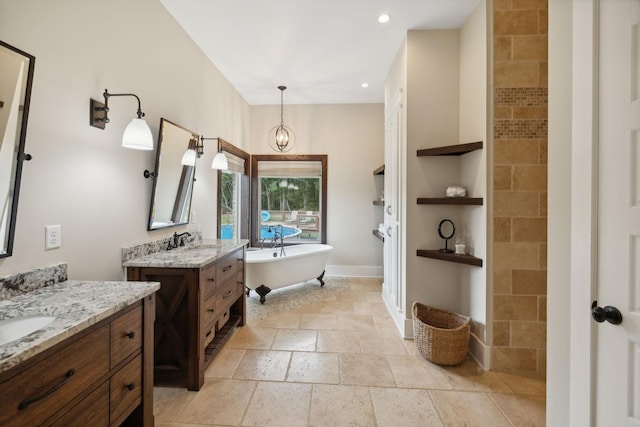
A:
<box><xmin>259</xmin><ymin>225</ymin><xmax>285</xmax><ymax>256</ymax></box>
<box><xmin>167</xmin><ymin>232</ymin><xmax>192</xmax><ymax>250</ymax></box>
<box><xmin>272</xmin><ymin>225</ymin><xmax>286</xmax><ymax>257</ymax></box>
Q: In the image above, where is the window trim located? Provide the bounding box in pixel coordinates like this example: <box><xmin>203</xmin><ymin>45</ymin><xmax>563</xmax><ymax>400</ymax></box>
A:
<box><xmin>216</xmin><ymin>138</ymin><xmax>250</xmax><ymax>239</ymax></box>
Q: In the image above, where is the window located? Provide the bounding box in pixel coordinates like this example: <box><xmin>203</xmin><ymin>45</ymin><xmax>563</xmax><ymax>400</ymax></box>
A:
<box><xmin>216</xmin><ymin>139</ymin><xmax>250</xmax><ymax>239</ymax></box>
<box><xmin>251</xmin><ymin>155</ymin><xmax>327</xmax><ymax>246</ymax></box>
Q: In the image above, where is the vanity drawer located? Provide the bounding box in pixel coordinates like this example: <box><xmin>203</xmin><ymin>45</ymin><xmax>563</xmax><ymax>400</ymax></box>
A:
<box><xmin>217</xmin><ymin>307</ymin><xmax>231</xmax><ymax>331</ymax></box>
<box><xmin>216</xmin><ymin>251</ymin><xmax>242</xmax><ymax>285</ymax></box>
<box><xmin>203</xmin><ymin>322</ymin><xmax>216</xmax><ymax>348</ymax></box>
<box><xmin>111</xmin><ymin>304</ymin><xmax>142</xmax><ymax>368</ymax></box>
<box><xmin>215</xmin><ymin>281</ymin><xmax>239</xmax><ymax>314</ymax></box>
<box><xmin>203</xmin><ymin>293</ymin><xmax>218</xmax><ymax>329</ymax></box>
<box><xmin>0</xmin><ymin>326</ymin><xmax>110</xmax><ymax>427</ymax></box>
<box><xmin>48</xmin><ymin>381</ymin><xmax>109</xmax><ymax>427</ymax></box>
<box><xmin>201</xmin><ymin>262</ymin><xmax>218</xmax><ymax>297</ymax></box>
<box><xmin>110</xmin><ymin>354</ymin><xmax>142</xmax><ymax>426</ymax></box>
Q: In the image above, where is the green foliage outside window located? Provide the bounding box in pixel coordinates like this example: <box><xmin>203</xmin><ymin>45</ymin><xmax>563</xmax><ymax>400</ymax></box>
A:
<box><xmin>259</xmin><ymin>177</ymin><xmax>320</xmax><ymax>212</ymax></box>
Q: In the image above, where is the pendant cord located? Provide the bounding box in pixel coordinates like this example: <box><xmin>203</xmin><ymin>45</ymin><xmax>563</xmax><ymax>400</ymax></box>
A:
<box><xmin>280</xmin><ymin>88</ymin><xmax>285</xmax><ymax>126</ymax></box>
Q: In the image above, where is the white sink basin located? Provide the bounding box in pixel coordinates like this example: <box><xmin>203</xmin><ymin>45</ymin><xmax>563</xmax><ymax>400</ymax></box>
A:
<box><xmin>0</xmin><ymin>315</ymin><xmax>56</xmax><ymax>346</ymax></box>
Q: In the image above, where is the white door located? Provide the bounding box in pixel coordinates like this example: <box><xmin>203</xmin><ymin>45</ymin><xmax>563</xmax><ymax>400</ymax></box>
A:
<box><xmin>595</xmin><ymin>0</ymin><xmax>640</xmax><ymax>424</ymax></box>
<box><xmin>383</xmin><ymin>89</ymin><xmax>403</xmax><ymax>315</ymax></box>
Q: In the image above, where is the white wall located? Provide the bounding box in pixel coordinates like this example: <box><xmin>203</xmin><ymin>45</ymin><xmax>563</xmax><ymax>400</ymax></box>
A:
<box><xmin>249</xmin><ymin>104</ymin><xmax>384</xmax><ymax>275</ymax></box>
<box><xmin>458</xmin><ymin>0</ymin><xmax>489</xmax><ymax>362</ymax></box>
<box><xmin>0</xmin><ymin>0</ymin><xmax>250</xmax><ymax>280</ymax></box>
<box><xmin>547</xmin><ymin>0</ymin><xmax>573</xmax><ymax>424</ymax></box>
<box><xmin>406</xmin><ymin>29</ymin><xmax>462</xmax><ymax>318</ymax></box>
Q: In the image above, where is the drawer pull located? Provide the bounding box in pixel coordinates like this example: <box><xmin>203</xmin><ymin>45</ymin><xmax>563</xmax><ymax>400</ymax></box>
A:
<box><xmin>126</xmin><ymin>331</ymin><xmax>136</xmax><ymax>339</ymax></box>
<box><xmin>207</xmin><ymin>277</ymin><xmax>215</xmax><ymax>282</ymax></box>
<box><xmin>207</xmin><ymin>308</ymin><xmax>215</xmax><ymax>313</ymax></box>
<box><xmin>127</xmin><ymin>383</ymin><xmax>135</xmax><ymax>391</ymax></box>
<box><xmin>19</xmin><ymin>369</ymin><xmax>75</xmax><ymax>410</ymax></box>
<box><xmin>222</xmin><ymin>265</ymin><xmax>232</xmax><ymax>272</ymax></box>
<box><xmin>223</xmin><ymin>290</ymin><xmax>233</xmax><ymax>299</ymax></box>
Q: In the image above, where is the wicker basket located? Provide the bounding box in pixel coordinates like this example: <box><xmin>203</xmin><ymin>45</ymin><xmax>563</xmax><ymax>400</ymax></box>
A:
<box><xmin>412</xmin><ymin>302</ymin><xmax>471</xmax><ymax>366</ymax></box>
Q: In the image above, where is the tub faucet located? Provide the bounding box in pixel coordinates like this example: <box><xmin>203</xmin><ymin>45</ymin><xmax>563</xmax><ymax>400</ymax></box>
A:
<box><xmin>272</xmin><ymin>225</ymin><xmax>286</xmax><ymax>257</ymax></box>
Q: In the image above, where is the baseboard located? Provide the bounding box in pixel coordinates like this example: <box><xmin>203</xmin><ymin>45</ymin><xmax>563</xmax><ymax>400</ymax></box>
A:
<box><xmin>325</xmin><ymin>265</ymin><xmax>383</xmax><ymax>278</ymax></box>
<box><xmin>468</xmin><ymin>332</ymin><xmax>490</xmax><ymax>370</ymax></box>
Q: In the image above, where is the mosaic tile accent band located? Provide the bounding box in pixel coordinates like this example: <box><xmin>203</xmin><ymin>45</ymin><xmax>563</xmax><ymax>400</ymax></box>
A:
<box><xmin>495</xmin><ymin>87</ymin><xmax>548</xmax><ymax>107</ymax></box>
<box><xmin>0</xmin><ymin>263</ymin><xmax>68</xmax><ymax>301</ymax></box>
<box><xmin>494</xmin><ymin>119</ymin><xmax>547</xmax><ymax>139</ymax></box>
<box><xmin>494</xmin><ymin>87</ymin><xmax>548</xmax><ymax>139</ymax></box>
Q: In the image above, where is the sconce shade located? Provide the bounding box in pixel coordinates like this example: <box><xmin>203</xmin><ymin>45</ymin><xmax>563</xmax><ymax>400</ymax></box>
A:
<box><xmin>181</xmin><ymin>148</ymin><xmax>197</xmax><ymax>166</ymax></box>
<box><xmin>212</xmin><ymin>152</ymin><xmax>228</xmax><ymax>170</ymax></box>
<box><xmin>122</xmin><ymin>118</ymin><xmax>153</xmax><ymax>150</ymax></box>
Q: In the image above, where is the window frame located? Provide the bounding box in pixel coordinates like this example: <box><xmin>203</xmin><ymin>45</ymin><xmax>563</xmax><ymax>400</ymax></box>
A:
<box><xmin>216</xmin><ymin>138</ymin><xmax>250</xmax><ymax>240</ymax></box>
<box><xmin>250</xmin><ymin>154</ymin><xmax>328</xmax><ymax>247</ymax></box>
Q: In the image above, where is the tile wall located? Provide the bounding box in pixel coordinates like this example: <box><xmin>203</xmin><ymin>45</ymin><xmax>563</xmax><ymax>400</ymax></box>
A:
<box><xmin>492</xmin><ymin>0</ymin><xmax>548</xmax><ymax>373</ymax></box>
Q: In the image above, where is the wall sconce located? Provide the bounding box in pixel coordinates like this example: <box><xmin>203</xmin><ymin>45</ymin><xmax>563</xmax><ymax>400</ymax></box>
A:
<box><xmin>90</xmin><ymin>89</ymin><xmax>153</xmax><ymax>150</ymax></box>
<box><xmin>181</xmin><ymin>136</ymin><xmax>228</xmax><ymax>170</ymax></box>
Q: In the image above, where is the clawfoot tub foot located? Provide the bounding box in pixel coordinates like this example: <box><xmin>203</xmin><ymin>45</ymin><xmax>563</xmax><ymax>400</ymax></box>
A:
<box><xmin>317</xmin><ymin>270</ymin><xmax>326</xmax><ymax>287</ymax></box>
<box><xmin>246</xmin><ymin>287</ymin><xmax>251</xmax><ymax>297</ymax></box>
<box><xmin>255</xmin><ymin>284</ymin><xmax>272</xmax><ymax>304</ymax></box>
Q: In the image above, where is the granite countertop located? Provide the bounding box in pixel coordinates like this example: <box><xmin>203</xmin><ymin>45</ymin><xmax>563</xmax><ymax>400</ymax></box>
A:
<box><xmin>0</xmin><ymin>280</ymin><xmax>160</xmax><ymax>373</ymax></box>
<box><xmin>123</xmin><ymin>239</ymin><xmax>249</xmax><ymax>269</ymax></box>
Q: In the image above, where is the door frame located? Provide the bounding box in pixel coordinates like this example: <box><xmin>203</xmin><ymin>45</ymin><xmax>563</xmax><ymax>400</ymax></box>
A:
<box><xmin>569</xmin><ymin>1</ymin><xmax>599</xmax><ymax>425</ymax></box>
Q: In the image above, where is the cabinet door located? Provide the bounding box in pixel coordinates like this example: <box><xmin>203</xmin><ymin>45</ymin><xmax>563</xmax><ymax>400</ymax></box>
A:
<box><xmin>384</xmin><ymin>222</ymin><xmax>402</xmax><ymax>311</ymax></box>
<box><xmin>384</xmin><ymin>89</ymin><xmax>402</xmax><ymax>224</ymax></box>
<box><xmin>383</xmin><ymin>89</ymin><xmax>403</xmax><ymax>314</ymax></box>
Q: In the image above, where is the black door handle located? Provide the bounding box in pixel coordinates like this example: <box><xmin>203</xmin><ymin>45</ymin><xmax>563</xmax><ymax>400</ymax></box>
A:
<box><xmin>591</xmin><ymin>301</ymin><xmax>623</xmax><ymax>325</ymax></box>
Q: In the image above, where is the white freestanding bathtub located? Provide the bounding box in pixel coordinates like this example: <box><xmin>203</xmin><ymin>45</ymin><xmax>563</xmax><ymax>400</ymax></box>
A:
<box><xmin>245</xmin><ymin>244</ymin><xmax>333</xmax><ymax>303</ymax></box>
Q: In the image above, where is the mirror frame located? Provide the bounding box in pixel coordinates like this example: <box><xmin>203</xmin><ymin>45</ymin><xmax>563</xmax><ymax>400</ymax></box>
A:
<box><xmin>0</xmin><ymin>40</ymin><xmax>35</xmax><ymax>258</ymax></box>
<box><xmin>147</xmin><ymin>118</ymin><xmax>197</xmax><ymax>231</ymax></box>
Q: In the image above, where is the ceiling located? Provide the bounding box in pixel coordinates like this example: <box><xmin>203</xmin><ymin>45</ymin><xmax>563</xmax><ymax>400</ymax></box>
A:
<box><xmin>159</xmin><ymin>0</ymin><xmax>481</xmax><ymax>105</ymax></box>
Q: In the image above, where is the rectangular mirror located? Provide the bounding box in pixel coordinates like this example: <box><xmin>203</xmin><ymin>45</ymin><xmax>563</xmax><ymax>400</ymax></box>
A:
<box><xmin>0</xmin><ymin>40</ymin><xmax>35</xmax><ymax>258</ymax></box>
<box><xmin>147</xmin><ymin>118</ymin><xmax>197</xmax><ymax>230</ymax></box>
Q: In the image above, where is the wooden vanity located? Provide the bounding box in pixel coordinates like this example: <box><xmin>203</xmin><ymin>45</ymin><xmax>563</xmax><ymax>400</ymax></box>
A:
<box><xmin>125</xmin><ymin>241</ymin><xmax>247</xmax><ymax>391</ymax></box>
<box><xmin>0</xmin><ymin>281</ymin><xmax>159</xmax><ymax>427</ymax></box>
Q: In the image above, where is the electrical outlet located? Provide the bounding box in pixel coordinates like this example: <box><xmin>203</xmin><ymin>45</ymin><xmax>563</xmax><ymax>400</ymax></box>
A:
<box><xmin>45</xmin><ymin>225</ymin><xmax>61</xmax><ymax>250</ymax></box>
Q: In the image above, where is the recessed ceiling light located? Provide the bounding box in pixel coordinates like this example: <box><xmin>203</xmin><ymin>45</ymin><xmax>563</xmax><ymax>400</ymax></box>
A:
<box><xmin>378</xmin><ymin>14</ymin><xmax>390</xmax><ymax>24</ymax></box>
<box><xmin>361</xmin><ymin>82</ymin><xmax>369</xmax><ymax>88</ymax></box>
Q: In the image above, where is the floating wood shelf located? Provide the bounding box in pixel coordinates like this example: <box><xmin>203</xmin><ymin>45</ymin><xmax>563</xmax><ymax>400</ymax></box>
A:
<box><xmin>417</xmin><ymin>197</ymin><xmax>483</xmax><ymax>206</ymax></box>
<box><xmin>417</xmin><ymin>141</ymin><xmax>483</xmax><ymax>157</ymax></box>
<box><xmin>372</xmin><ymin>230</ymin><xmax>384</xmax><ymax>242</ymax></box>
<box><xmin>416</xmin><ymin>249</ymin><xmax>482</xmax><ymax>267</ymax></box>
<box><xmin>373</xmin><ymin>200</ymin><xmax>384</xmax><ymax>206</ymax></box>
<box><xmin>373</xmin><ymin>165</ymin><xmax>385</xmax><ymax>175</ymax></box>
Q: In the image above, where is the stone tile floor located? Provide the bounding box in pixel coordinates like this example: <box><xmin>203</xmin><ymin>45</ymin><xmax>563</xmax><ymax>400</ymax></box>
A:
<box><xmin>154</xmin><ymin>277</ymin><xmax>546</xmax><ymax>426</ymax></box>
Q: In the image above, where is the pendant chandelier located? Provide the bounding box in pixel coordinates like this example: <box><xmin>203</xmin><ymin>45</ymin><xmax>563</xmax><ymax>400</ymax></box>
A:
<box><xmin>268</xmin><ymin>85</ymin><xmax>295</xmax><ymax>152</ymax></box>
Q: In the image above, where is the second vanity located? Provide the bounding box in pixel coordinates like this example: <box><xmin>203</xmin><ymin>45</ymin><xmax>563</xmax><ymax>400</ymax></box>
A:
<box><xmin>124</xmin><ymin>238</ymin><xmax>248</xmax><ymax>391</ymax></box>
<box><xmin>0</xmin><ymin>277</ymin><xmax>159</xmax><ymax>427</ymax></box>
